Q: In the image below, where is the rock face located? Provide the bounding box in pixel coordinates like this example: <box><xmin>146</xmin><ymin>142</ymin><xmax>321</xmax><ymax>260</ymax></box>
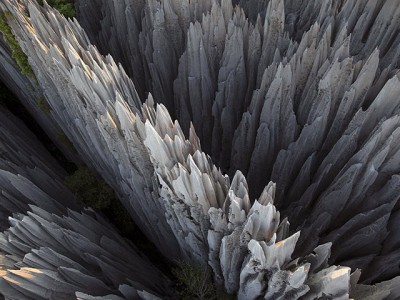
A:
<box><xmin>0</xmin><ymin>106</ymin><xmax>79</xmax><ymax>230</ymax></box>
<box><xmin>0</xmin><ymin>206</ymin><xmax>172</xmax><ymax>299</ymax></box>
<box><xmin>0</xmin><ymin>34</ymin><xmax>82</xmax><ymax>164</ymax></box>
<box><xmin>0</xmin><ymin>0</ymin><xmax>181</xmax><ymax>260</ymax></box>
<box><xmin>0</xmin><ymin>106</ymin><xmax>171</xmax><ymax>299</ymax></box>
<box><xmin>0</xmin><ymin>0</ymin><xmax>400</xmax><ymax>299</ymax></box>
<box><xmin>75</xmin><ymin>0</ymin><xmax>400</xmax><ymax>285</ymax></box>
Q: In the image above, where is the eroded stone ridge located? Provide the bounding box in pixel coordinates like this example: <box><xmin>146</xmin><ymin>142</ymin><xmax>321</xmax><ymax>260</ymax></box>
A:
<box><xmin>0</xmin><ymin>0</ymin><xmax>400</xmax><ymax>299</ymax></box>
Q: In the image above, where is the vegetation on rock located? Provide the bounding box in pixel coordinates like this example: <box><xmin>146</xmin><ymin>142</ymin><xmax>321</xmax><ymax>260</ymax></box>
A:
<box><xmin>37</xmin><ymin>96</ymin><xmax>51</xmax><ymax>114</ymax></box>
<box><xmin>37</xmin><ymin>0</ymin><xmax>76</xmax><ymax>18</ymax></box>
<box><xmin>172</xmin><ymin>261</ymin><xmax>217</xmax><ymax>300</ymax></box>
<box><xmin>64</xmin><ymin>166</ymin><xmax>114</xmax><ymax>210</ymax></box>
<box><xmin>64</xmin><ymin>166</ymin><xmax>136</xmax><ymax>238</ymax></box>
<box><xmin>0</xmin><ymin>13</ymin><xmax>35</xmax><ymax>78</ymax></box>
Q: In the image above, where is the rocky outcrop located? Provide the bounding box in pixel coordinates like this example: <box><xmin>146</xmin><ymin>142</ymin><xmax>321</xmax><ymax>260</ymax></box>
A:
<box><xmin>0</xmin><ymin>107</ymin><xmax>171</xmax><ymax>299</ymax></box>
<box><xmin>0</xmin><ymin>106</ymin><xmax>78</xmax><ymax>230</ymax></box>
<box><xmin>0</xmin><ymin>0</ymin><xmax>181</xmax><ymax>259</ymax></box>
<box><xmin>75</xmin><ymin>0</ymin><xmax>400</xmax><ymax>285</ymax></box>
<box><xmin>1</xmin><ymin>0</ymin><xmax>400</xmax><ymax>298</ymax></box>
<box><xmin>0</xmin><ymin>206</ymin><xmax>172</xmax><ymax>299</ymax></box>
<box><xmin>0</xmin><ymin>33</ymin><xmax>82</xmax><ymax>164</ymax></box>
<box><xmin>141</xmin><ymin>98</ymin><xmax>400</xmax><ymax>299</ymax></box>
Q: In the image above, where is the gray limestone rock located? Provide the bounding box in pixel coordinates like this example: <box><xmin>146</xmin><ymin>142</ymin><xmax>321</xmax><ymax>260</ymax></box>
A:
<box><xmin>0</xmin><ymin>107</ymin><xmax>171</xmax><ymax>299</ymax></box>
<box><xmin>1</xmin><ymin>0</ymin><xmax>400</xmax><ymax>298</ymax></box>
<box><xmin>0</xmin><ymin>106</ymin><xmax>79</xmax><ymax>230</ymax></box>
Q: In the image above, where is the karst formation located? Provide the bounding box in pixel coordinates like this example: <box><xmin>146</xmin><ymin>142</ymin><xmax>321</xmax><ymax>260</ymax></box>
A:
<box><xmin>0</xmin><ymin>0</ymin><xmax>400</xmax><ymax>299</ymax></box>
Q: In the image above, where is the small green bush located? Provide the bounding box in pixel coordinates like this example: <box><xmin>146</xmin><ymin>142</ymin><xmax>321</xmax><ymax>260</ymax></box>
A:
<box><xmin>0</xmin><ymin>13</ymin><xmax>35</xmax><ymax>79</ymax></box>
<box><xmin>53</xmin><ymin>0</ymin><xmax>76</xmax><ymax>18</ymax></box>
<box><xmin>38</xmin><ymin>0</ymin><xmax>76</xmax><ymax>18</ymax></box>
<box><xmin>64</xmin><ymin>167</ymin><xmax>113</xmax><ymax>210</ymax></box>
<box><xmin>37</xmin><ymin>96</ymin><xmax>51</xmax><ymax>114</ymax></box>
<box><xmin>64</xmin><ymin>166</ymin><xmax>137</xmax><ymax>238</ymax></box>
<box><xmin>172</xmin><ymin>261</ymin><xmax>217</xmax><ymax>300</ymax></box>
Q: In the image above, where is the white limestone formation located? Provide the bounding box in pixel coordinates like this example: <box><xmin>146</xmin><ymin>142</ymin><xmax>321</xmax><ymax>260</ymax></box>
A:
<box><xmin>0</xmin><ymin>0</ymin><xmax>400</xmax><ymax>299</ymax></box>
<box><xmin>142</xmin><ymin>98</ymin><xmax>400</xmax><ymax>299</ymax></box>
<box><xmin>76</xmin><ymin>0</ymin><xmax>400</xmax><ymax>286</ymax></box>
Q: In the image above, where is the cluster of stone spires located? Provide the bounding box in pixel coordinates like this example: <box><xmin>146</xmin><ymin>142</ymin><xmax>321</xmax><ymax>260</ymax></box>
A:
<box><xmin>0</xmin><ymin>0</ymin><xmax>400</xmax><ymax>298</ymax></box>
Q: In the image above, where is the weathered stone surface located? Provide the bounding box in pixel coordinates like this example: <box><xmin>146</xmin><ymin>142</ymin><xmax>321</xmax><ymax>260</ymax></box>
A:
<box><xmin>1</xmin><ymin>0</ymin><xmax>400</xmax><ymax>298</ymax></box>
<box><xmin>0</xmin><ymin>106</ymin><xmax>78</xmax><ymax>230</ymax></box>
<box><xmin>0</xmin><ymin>106</ymin><xmax>170</xmax><ymax>299</ymax></box>
<box><xmin>0</xmin><ymin>206</ymin><xmax>172</xmax><ymax>299</ymax></box>
<box><xmin>0</xmin><ymin>24</ymin><xmax>82</xmax><ymax>164</ymax></box>
<box><xmin>0</xmin><ymin>0</ymin><xmax>181</xmax><ymax>259</ymax></box>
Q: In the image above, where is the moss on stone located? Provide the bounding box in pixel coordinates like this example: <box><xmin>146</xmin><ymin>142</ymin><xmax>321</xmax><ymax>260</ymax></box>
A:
<box><xmin>0</xmin><ymin>13</ymin><xmax>35</xmax><ymax>79</ymax></box>
<box><xmin>37</xmin><ymin>96</ymin><xmax>51</xmax><ymax>114</ymax></box>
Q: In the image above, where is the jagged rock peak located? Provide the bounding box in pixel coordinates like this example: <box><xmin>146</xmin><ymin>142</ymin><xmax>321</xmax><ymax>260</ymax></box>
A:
<box><xmin>0</xmin><ymin>0</ymin><xmax>400</xmax><ymax>299</ymax></box>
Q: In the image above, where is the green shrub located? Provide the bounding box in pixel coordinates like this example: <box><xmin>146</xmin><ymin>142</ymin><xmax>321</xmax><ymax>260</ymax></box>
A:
<box><xmin>172</xmin><ymin>261</ymin><xmax>217</xmax><ymax>300</ymax></box>
<box><xmin>37</xmin><ymin>96</ymin><xmax>51</xmax><ymax>114</ymax></box>
<box><xmin>53</xmin><ymin>0</ymin><xmax>76</xmax><ymax>18</ymax></box>
<box><xmin>64</xmin><ymin>166</ymin><xmax>138</xmax><ymax>238</ymax></box>
<box><xmin>38</xmin><ymin>0</ymin><xmax>76</xmax><ymax>18</ymax></box>
<box><xmin>0</xmin><ymin>13</ymin><xmax>35</xmax><ymax>79</ymax></box>
<box><xmin>64</xmin><ymin>167</ymin><xmax>113</xmax><ymax>210</ymax></box>
<box><xmin>56</xmin><ymin>132</ymin><xmax>76</xmax><ymax>151</ymax></box>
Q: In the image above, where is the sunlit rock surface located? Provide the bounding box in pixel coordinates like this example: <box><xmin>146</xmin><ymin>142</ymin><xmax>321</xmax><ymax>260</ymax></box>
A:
<box><xmin>142</xmin><ymin>99</ymin><xmax>400</xmax><ymax>299</ymax></box>
<box><xmin>76</xmin><ymin>0</ymin><xmax>400</xmax><ymax>285</ymax></box>
<box><xmin>0</xmin><ymin>0</ymin><xmax>400</xmax><ymax>298</ymax></box>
